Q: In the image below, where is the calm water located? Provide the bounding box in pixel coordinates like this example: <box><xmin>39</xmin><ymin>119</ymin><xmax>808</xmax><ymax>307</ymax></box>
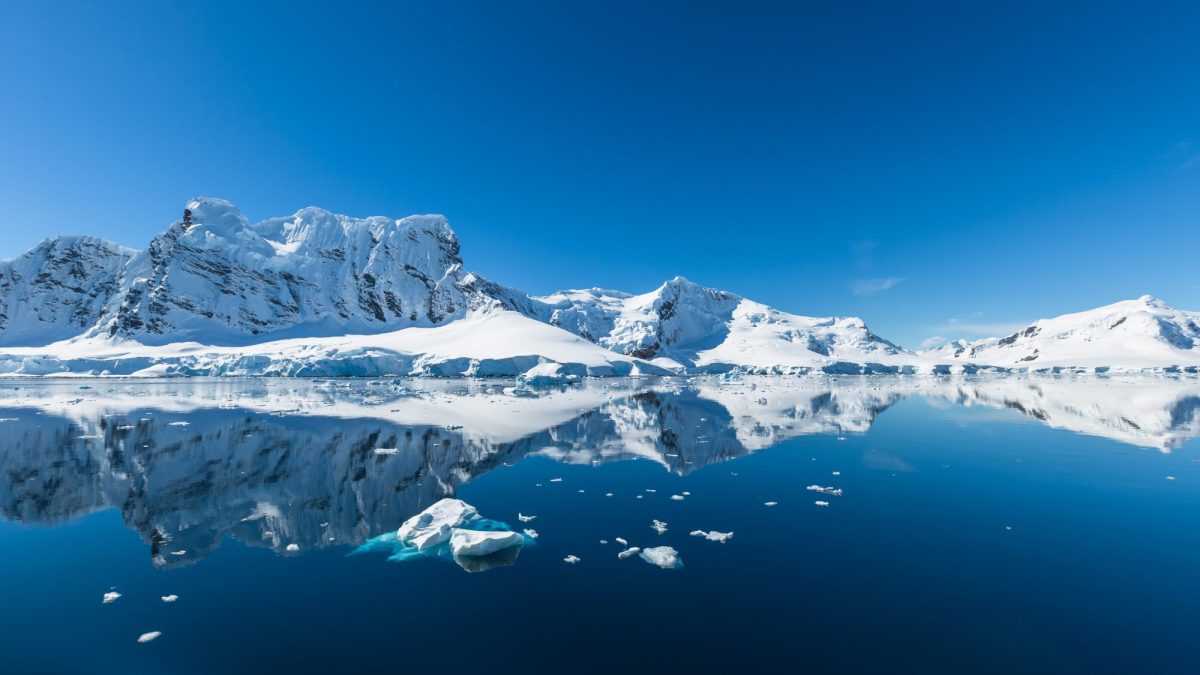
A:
<box><xmin>1</xmin><ymin>377</ymin><xmax>1198</xmax><ymax>674</ymax></box>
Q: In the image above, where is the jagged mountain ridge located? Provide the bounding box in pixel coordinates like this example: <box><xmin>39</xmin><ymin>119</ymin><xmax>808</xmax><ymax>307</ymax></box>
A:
<box><xmin>1</xmin><ymin>197</ymin><xmax>1198</xmax><ymax>374</ymax></box>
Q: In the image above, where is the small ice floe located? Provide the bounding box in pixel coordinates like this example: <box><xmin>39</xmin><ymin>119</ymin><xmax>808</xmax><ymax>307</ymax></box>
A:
<box><xmin>564</xmin><ymin>555</ymin><xmax>581</xmax><ymax>564</ymax></box>
<box><xmin>806</xmin><ymin>485</ymin><xmax>843</xmax><ymax>496</ymax></box>
<box><xmin>77</xmin><ymin>434</ymin><xmax>103</xmax><ymax>440</ymax></box>
<box><xmin>374</xmin><ymin>447</ymin><xmax>399</xmax><ymax>455</ymax></box>
<box><xmin>161</xmin><ymin>595</ymin><xmax>178</xmax><ymax>603</ymax></box>
<box><xmin>615</xmin><ymin>537</ymin><xmax>628</xmax><ymax>546</ymax></box>
<box><xmin>639</xmin><ymin>546</ymin><xmax>682</xmax><ymax>570</ymax></box>
<box><xmin>599</xmin><ymin>540</ymin><xmax>608</xmax><ymax>545</ymax></box>
<box><xmin>170</xmin><ymin>550</ymin><xmax>187</xmax><ymax>556</ymax></box>
<box><xmin>605</xmin><ymin>493</ymin><xmax>613</xmax><ymax>497</ymax></box>
<box><xmin>670</xmin><ymin>494</ymin><xmax>685</xmax><ymax>501</ymax></box>
<box><xmin>523</xmin><ymin>528</ymin><xmax>538</xmax><ymax>539</ymax></box>
<box><xmin>449</xmin><ymin>529</ymin><xmax>525</xmax><ymax>558</ymax></box>
<box><xmin>167</xmin><ymin>421</ymin><xmax>190</xmax><ymax>427</ymax></box>
<box><xmin>137</xmin><ymin>632</ymin><xmax>161</xmax><ymax>644</ymax></box>
<box><xmin>1005</xmin><ymin>526</ymin><xmax>1013</xmax><ymax>531</ymax></box>
<box><xmin>102</xmin><ymin>591</ymin><xmax>121</xmax><ymax>604</ymax></box>
<box><xmin>645</xmin><ymin>489</ymin><xmax>657</xmax><ymax>493</ymax></box>
<box><xmin>690</xmin><ymin>530</ymin><xmax>733</xmax><ymax>543</ymax></box>
<box><xmin>764</xmin><ymin>501</ymin><xmax>779</xmax><ymax>507</ymax></box>
<box><xmin>286</xmin><ymin>543</ymin><xmax>300</xmax><ymax>552</ymax></box>
<box><xmin>116</xmin><ymin>425</ymin><xmax>135</xmax><ymax>431</ymax></box>
<box><xmin>577</xmin><ymin>489</ymin><xmax>585</xmax><ymax>493</ymax></box>
<box><xmin>636</xmin><ymin>495</ymin><xmax>644</xmax><ymax>499</ymax></box>
<box><xmin>518</xmin><ymin>513</ymin><xmax>537</xmax><ymax>522</ymax></box>
<box><xmin>831</xmin><ymin>471</ymin><xmax>841</xmax><ymax>476</ymax></box>
<box><xmin>1166</xmin><ymin>476</ymin><xmax>1177</xmax><ymax>481</ymax></box>
<box><xmin>814</xmin><ymin>500</ymin><xmax>830</xmax><ymax>507</ymax></box>
<box><xmin>682</xmin><ymin>491</ymin><xmax>691</xmax><ymax>496</ymax></box>
<box><xmin>617</xmin><ymin>546</ymin><xmax>641</xmax><ymax>559</ymax></box>
<box><xmin>651</xmin><ymin>519</ymin><xmax>668</xmax><ymax>535</ymax></box>
<box><xmin>836</xmin><ymin>436</ymin><xmax>847</xmax><ymax>441</ymax></box>
<box><xmin>549</xmin><ymin>478</ymin><xmax>563</xmax><ymax>483</ymax></box>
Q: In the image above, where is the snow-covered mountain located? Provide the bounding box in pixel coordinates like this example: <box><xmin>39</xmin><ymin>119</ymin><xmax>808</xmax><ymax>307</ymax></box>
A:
<box><xmin>925</xmin><ymin>296</ymin><xmax>1200</xmax><ymax>372</ymax></box>
<box><xmin>0</xmin><ymin>236</ymin><xmax>134</xmax><ymax>347</ymax></box>
<box><xmin>1</xmin><ymin>197</ymin><xmax>1198</xmax><ymax>376</ymax></box>
<box><xmin>94</xmin><ymin>197</ymin><xmax>484</xmax><ymax>344</ymax></box>
<box><xmin>526</xmin><ymin>276</ymin><xmax>911</xmax><ymax>373</ymax></box>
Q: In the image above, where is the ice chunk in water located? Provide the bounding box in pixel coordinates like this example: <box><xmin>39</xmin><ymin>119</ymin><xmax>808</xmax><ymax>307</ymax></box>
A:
<box><xmin>102</xmin><ymin>591</ymin><xmax>121</xmax><ymax>604</ymax></box>
<box><xmin>286</xmin><ymin>543</ymin><xmax>299</xmax><ymax>552</ymax></box>
<box><xmin>564</xmin><ymin>555</ymin><xmax>581</xmax><ymax>564</ymax></box>
<box><xmin>670</xmin><ymin>494</ymin><xmax>685</xmax><ymax>501</ymax></box>
<box><xmin>523</xmin><ymin>528</ymin><xmax>539</xmax><ymax>539</ymax></box>
<box><xmin>651</xmin><ymin>520</ymin><xmax>668</xmax><ymax>535</ymax></box>
<box><xmin>162</xmin><ymin>595</ymin><xmax>178</xmax><ymax>603</ymax></box>
<box><xmin>764</xmin><ymin>501</ymin><xmax>779</xmax><ymax>507</ymax></box>
<box><xmin>374</xmin><ymin>447</ymin><xmax>398</xmax><ymax>455</ymax></box>
<box><xmin>807</xmin><ymin>485</ymin><xmax>843</xmax><ymax>496</ymax></box>
<box><xmin>396</xmin><ymin>498</ymin><xmax>479</xmax><ymax>550</ymax></box>
<box><xmin>518</xmin><ymin>513</ymin><xmax>537</xmax><ymax>522</ymax></box>
<box><xmin>814</xmin><ymin>500</ymin><xmax>830</xmax><ymax>507</ymax></box>
<box><xmin>137</xmin><ymin>632</ymin><xmax>161</xmax><ymax>644</ymax></box>
<box><xmin>617</xmin><ymin>546</ymin><xmax>641</xmax><ymax>559</ymax></box>
<box><xmin>449</xmin><ymin>529</ymin><xmax>525</xmax><ymax>557</ymax></box>
<box><xmin>690</xmin><ymin>530</ymin><xmax>733</xmax><ymax>543</ymax></box>
<box><xmin>639</xmin><ymin>546</ymin><xmax>682</xmax><ymax>569</ymax></box>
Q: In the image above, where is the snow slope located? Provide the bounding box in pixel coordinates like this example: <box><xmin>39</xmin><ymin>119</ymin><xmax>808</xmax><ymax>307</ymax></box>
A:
<box><xmin>0</xmin><ymin>310</ymin><xmax>665</xmax><ymax>377</ymax></box>
<box><xmin>924</xmin><ymin>296</ymin><xmax>1200</xmax><ymax>373</ymax></box>
<box><xmin>529</xmin><ymin>276</ymin><xmax>913</xmax><ymax>373</ymax></box>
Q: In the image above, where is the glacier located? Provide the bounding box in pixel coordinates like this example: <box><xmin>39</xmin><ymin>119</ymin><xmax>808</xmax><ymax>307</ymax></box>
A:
<box><xmin>0</xmin><ymin>197</ymin><xmax>1198</xmax><ymax>376</ymax></box>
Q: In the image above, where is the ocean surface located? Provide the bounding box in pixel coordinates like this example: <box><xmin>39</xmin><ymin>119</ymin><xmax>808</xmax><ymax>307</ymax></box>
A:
<box><xmin>0</xmin><ymin>376</ymin><xmax>1198</xmax><ymax>674</ymax></box>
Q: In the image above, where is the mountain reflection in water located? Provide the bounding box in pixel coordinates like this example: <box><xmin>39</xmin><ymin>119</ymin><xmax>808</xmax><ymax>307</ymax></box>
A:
<box><xmin>0</xmin><ymin>376</ymin><xmax>1197</xmax><ymax>567</ymax></box>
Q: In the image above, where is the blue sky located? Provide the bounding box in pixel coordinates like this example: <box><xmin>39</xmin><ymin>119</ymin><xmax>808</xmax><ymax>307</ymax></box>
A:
<box><xmin>1</xmin><ymin>1</ymin><xmax>1198</xmax><ymax>348</ymax></box>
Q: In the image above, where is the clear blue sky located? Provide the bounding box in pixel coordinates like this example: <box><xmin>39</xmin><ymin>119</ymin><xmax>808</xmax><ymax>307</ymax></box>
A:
<box><xmin>2</xmin><ymin>1</ymin><xmax>1198</xmax><ymax>348</ymax></box>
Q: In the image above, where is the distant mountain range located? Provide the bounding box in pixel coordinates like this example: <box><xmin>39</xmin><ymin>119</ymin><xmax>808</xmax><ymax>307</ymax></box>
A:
<box><xmin>0</xmin><ymin>197</ymin><xmax>1197</xmax><ymax>376</ymax></box>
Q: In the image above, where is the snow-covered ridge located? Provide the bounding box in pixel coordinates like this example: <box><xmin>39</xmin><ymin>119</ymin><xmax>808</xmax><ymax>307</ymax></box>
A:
<box><xmin>923</xmin><ymin>296</ymin><xmax>1200</xmax><ymax>373</ymax></box>
<box><xmin>1</xmin><ymin>197</ymin><xmax>1198</xmax><ymax>375</ymax></box>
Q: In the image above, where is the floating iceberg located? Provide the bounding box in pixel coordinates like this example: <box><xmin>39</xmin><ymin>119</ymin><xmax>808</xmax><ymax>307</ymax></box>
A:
<box><xmin>617</xmin><ymin>546</ymin><xmax>641</xmax><ymax>559</ymax></box>
<box><xmin>806</xmin><ymin>485</ymin><xmax>843</xmax><ymax>496</ymax></box>
<box><xmin>449</xmin><ymin>529</ymin><xmax>524</xmax><ymax>557</ymax></box>
<box><xmin>162</xmin><ymin>595</ymin><xmax>178</xmax><ymax>603</ymax></box>
<box><xmin>358</xmin><ymin>498</ymin><xmax>526</xmax><ymax>573</ymax></box>
<box><xmin>639</xmin><ymin>546</ymin><xmax>682</xmax><ymax>569</ymax></box>
<box><xmin>102</xmin><ymin>591</ymin><xmax>121</xmax><ymax>604</ymax></box>
<box><xmin>564</xmin><ymin>555</ymin><xmax>581</xmax><ymax>564</ymax></box>
<box><xmin>651</xmin><ymin>519</ymin><xmax>668</xmax><ymax>535</ymax></box>
<box><xmin>690</xmin><ymin>530</ymin><xmax>733</xmax><ymax>543</ymax></box>
<box><xmin>137</xmin><ymin>631</ymin><xmax>161</xmax><ymax>644</ymax></box>
<box><xmin>396</xmin><ymin>498</ymin><xmax>479</xmax><ymax>550</ymax></box>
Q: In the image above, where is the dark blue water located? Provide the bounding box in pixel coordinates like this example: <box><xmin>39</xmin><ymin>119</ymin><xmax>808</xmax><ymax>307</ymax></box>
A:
<box><xmin>0</xmin><ymin>378</ymin><xmax>1198</xmax><ymax>674</ymax></box>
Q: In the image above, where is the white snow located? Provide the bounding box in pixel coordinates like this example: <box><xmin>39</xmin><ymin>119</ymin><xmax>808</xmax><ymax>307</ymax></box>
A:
<box><xmin>639</xmin><ymin>546</ymin><xmax>682</xmax><ymax>569</ymax></box>
<box><xmin>448</xmin><ymin>529</ymin><xmax>524</xmax><ymax>557</ymax></box>
<box><xmin>617</xmin><ymin>546</ymin><xmax>641</xmax><ymax>559</ymax></box>
<box><xmin>690</xmin><ymin>530</ymin><xmax>734</xmax><ymax>543</ymax></box>
<box><xmin>396</xmin><ymin>498</ymin><xmax>479</xmax><ymax>550</ymax></box>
